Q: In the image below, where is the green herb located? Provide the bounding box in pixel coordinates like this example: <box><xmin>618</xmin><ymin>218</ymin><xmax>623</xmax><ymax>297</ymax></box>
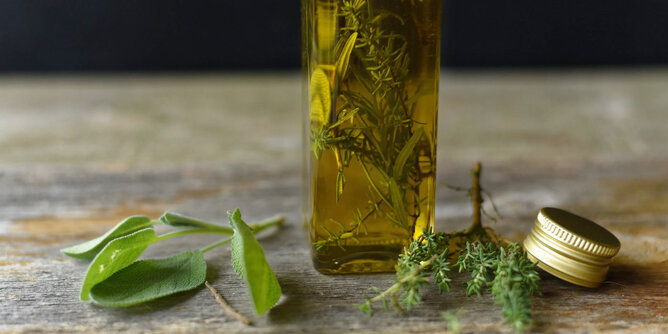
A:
<box><xmin>89</xmin><ymin>250</ymin><xmax>206</xmax><ymax>307</ymax></box>
<box><xmin>458</xmin><ymin>242</ymin><xmax>540</xmax><ymax>332</ymax></box>
<box><xmin>61</xmin><ymin>215</ymin><xmax>154</xmax><ymax>260</ymax></box>
<box><xmin>357</xmin><ymin>163</ymin><xmax>541</xmax><ymax>333</ymax></box>
<box><xmin>309</xmin><ymin>0</ymin><xmax>431</xmax><ymax>249</ymax></box>
<box><xmin>456</xmin><ymin>241</ymin><xmax>498</xmax><ymax>297</ymax></box>
<box><xmin>229</xmin><ymin>209</ymin><xmax>282</xmax><ymax>316</ymax></box>
<box><xmin>488</xmin><ymin>243</ymin><xmax>540</xmax><ymax>332</ymax></box>
<box><xmin>441</xmin><ymin>311</ymin><xmax>462</xmax><ymax>334</ymax></box>
<box><xmin>160</xmin><ymin>211</ymin><xmax>234</xmax><ymax>231</ymax></box>
<box><xmin>63</xmin><ymin>209</ymin><xmax>284</xmax><ymax>315</ymax></box>
<box><xmin>80</xmin><ymin>227</ymin><xmax>158</xmax><ymax>300</ymax></box>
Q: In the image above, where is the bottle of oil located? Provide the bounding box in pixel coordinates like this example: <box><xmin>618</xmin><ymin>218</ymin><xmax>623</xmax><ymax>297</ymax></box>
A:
<box><xmin>302</xmin><ymin>0</ymin><xmax>441</xmax><ymax>274</ymax></box>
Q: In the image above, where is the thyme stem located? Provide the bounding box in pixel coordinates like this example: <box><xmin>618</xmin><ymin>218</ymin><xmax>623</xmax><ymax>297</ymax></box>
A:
<box><xmin>366</xmin><ymin>254</ymin><xmax>438</xmax><ymax>305</ymax></box>
<box><xmin>205</xmin><ymin>281</ymin><xmax>253</xmax><ymax>326</ymax></box>
<box><xmin>470</xmin><ymin>162</ymin><xmax>483</xmax><ymax>231</ymax></box>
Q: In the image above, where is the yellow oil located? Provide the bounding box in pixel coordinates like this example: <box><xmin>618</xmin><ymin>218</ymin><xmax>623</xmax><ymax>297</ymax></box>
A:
<box><xmin>303</xmin><ymin>0</ymin><xmax>441</xmax><ymax>274</ymax></box>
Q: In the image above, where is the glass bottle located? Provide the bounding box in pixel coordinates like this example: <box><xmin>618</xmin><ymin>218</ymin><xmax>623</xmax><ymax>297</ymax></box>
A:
<box><xmin>302</xmin><ymin>0</ymin><xmax>441</xmax><ymax>274</ymax></box>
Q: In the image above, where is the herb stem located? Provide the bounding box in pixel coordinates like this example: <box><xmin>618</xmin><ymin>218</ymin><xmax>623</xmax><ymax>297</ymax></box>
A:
<box><xmin>199</xmin><ymin>215</ymin><xmax>285</xmax><ymax>254</ymax></box>
<box><xmin>367</xmin><ymin>254</ymin><xmax>438</xmax><ymax>305</ymax></box>
<box><xmin>156</xmin><ymin>215</ymin><xmax>285</xmax><ymax>244</ymax></box>
<box><xmin>248</xmin><ymin>215</ymin><xmax>285</xmax><ymax>234</ymax></box>
<box><xmin>148</xmin><ymin>219</ymin><xmax>162</xmax><ymax>226</ymax></box>
<box><xmin>205</xmin><ymin>281</ymin><xmax>252</xmax><ymax>326</ymax></box>
<box><xmin>200</xmin><ymin>237</ymin><xmax>233</xmax><ymax>254</ymax></box>
<box><xmin>358</xmin><ymin>156</ymin><xmax>392</xmax><ymax>207</ymax></box>
<box><xmin>470</xmin><ymin>162</ymin><xmax>483</xmax><ymax>231</ymax></box>
<box><xmin>157</xmin><ymin>228</ymin><xmax>232</xmax><ymax>242</ymax></box>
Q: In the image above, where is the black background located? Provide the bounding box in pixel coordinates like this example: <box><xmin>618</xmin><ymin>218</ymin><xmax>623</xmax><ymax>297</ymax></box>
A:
<box><xmin>1</xmin><ymin>0</ymin><xmax>667</xmax><ymax>72</ymax></box>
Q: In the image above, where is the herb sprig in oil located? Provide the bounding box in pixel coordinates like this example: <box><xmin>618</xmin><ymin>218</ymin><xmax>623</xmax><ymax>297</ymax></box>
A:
<box><xmin>310</xmin><ymin>0</ymin><xmax>435</xmax><ymax>256</ymax></box>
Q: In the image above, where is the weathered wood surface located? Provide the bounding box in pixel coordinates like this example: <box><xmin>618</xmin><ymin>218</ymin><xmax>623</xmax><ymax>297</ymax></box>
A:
<box><xmin>1</xmin><ymin>71</ymin><xmax>667</xmax><ymax>333</ymax></box>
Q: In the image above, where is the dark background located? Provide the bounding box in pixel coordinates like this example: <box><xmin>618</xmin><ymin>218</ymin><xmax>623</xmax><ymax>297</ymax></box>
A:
<box><xmin>1</xmin><ymin>0</ymin><xmax>667</xmax><ymax>72</ymax></box>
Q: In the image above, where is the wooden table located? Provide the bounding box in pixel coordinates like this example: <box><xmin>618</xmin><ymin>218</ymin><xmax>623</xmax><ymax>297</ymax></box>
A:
<box><xmin>1</xmin><ymin>70</ymin><xmax>667</xmax><ymax>333</ymax></box>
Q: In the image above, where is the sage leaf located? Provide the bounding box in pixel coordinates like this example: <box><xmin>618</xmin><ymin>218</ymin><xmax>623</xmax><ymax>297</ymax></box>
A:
<box><xmin>61</xmin><ymin>216</ymin><xmax>153</xmax><ymax>261</ymax></box>
<box><xmin>310</xmin><ymin>67</ymin><xmax>332</xmax><ymax>126</ymax></box>
<box><xmin>89</xmin><ymin>250</ymin><xmax>206</xmax><ymax>307</ymax></box>
<box><xmin>160</xmin><ymin>212</ymin><xmax>233</xmax><ymax>233</ymax></box>
<box><xmin>80</xmin><ymin>228</ymin><xmax>158</xmax><ymax>301</ymax></box>
<box><xmin>392</xmin><ymin>127</ymin><xmax>424</xmax><ymax>179</ymax></box>
<box><xmin>228</xmin><ymin>209</ymin><xmax>282</xmax><ymax>315</ymax></box>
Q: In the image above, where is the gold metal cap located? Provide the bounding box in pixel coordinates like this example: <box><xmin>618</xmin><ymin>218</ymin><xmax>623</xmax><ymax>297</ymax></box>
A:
<box><xmin>523</xmin><ymin>207</ymin><xmax>621</xmax><ymax>288</ymax></box>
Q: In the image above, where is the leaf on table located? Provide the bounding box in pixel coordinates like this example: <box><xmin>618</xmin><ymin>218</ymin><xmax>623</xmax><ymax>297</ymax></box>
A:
<box><xmin>228</xmin><ymin>209</ymin><xmax>282</xmax><ymax>316</ymax></box>
<box><xmin>160</xmin><ymin>212</ymin><xmax>233</xmax><ymax>233</ymax></box>
<box><xmin>61</xmin><ymin>215</ymin><xmax>153</xmax><ymax>261</ymax></box>
<box><xmin>89</xmin><ymin>250</ymin><xmax>206</xmax><ymax>307</ymax></box>
<box><xmin>80</xmin><ymin>228</ymin><xmax>158</xmax><ymax>301</ymax></box>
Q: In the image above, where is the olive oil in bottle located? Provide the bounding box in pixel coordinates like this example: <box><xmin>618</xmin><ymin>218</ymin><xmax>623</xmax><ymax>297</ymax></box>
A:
<box><xmin>302</xmin><ymin>0</ymin><xmax>441</xmax><ymax>273</ymax></box>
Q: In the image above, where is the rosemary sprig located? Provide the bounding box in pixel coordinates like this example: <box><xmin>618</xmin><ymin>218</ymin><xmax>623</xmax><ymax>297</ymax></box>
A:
<box><xmin>310</xmin><ymin>0</ymin><xmax>430</xmax><ymax>250</ymax></box>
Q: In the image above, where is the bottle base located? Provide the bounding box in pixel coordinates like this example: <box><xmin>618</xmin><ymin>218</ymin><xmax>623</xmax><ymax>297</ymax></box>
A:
<box><xmin>311</xmin><ymin>244</ymin><xmax>403</xmax><ymax>274</ymax></box>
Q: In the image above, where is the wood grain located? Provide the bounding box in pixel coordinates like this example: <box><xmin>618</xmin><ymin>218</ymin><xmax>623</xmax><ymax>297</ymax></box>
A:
<box><xmin>1</xmin><ymin>71</ymin><xmax>666</xmax><ymax>333</ymax></box>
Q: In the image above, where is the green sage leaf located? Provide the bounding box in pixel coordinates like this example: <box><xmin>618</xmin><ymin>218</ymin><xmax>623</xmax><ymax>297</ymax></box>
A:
<box><xmin>61</xmin><ymin>216</ymin><xmax>153</xmax><ymax>261</ymax></box>
<box><xmin>228</xmin><ymin>209</ymin><xmax>282</xmax><ymax>315</ymax></box>
<box><xmin>89</xmin><ymin>250</ymin><xmax>206</xmax><ymax>307</ymax></box>
<box><xmin>80</xmin><ymin>228</ymin><xmax>158</xmax><ymax>301</ymax></box>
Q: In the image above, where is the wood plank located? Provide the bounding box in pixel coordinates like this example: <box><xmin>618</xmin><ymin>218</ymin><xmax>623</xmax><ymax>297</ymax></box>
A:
<box><xmin>1</xmin><ymin>71</ymin><xmax>666</xmax><ymax>333</ymax></box>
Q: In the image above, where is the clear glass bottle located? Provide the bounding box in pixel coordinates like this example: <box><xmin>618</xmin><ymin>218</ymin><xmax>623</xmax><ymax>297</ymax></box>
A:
<box><xmin>302</xmin><ymin>0</ymin><xmax>441</xmax><ymax>274</ymax></box>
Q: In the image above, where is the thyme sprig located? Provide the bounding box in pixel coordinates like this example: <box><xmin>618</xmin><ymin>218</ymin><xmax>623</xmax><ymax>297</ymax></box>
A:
<box><xmin>489</xmin><ymin>243</ymin><xmax>541</xmax><ymax>332</ymax></box>
<box><xmin>356</xmin><ymin>235</ymin><xmax>449</xmax><ymax>316</ymax></box>
<box><xmin>457</xmin><ymin>241</ymin><xmax>498</xmax><ymax>296</ymax></box>
<box><xmin>357</xmin><ymin>163</ymin><xmax>541</xmax><ymax>333</ymax></box>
